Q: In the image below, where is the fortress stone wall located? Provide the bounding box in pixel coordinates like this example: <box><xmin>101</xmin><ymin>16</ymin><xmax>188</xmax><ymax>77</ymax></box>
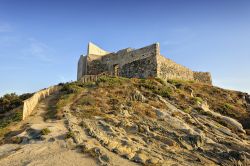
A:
<box><xmin>22</xmin><ymin>86</ymin><xmax>59</xmax><ymax>120</ymax></box>
<box><xmin>77</xmin><ymin>42</ymin><xmax>212</xmax><ymax>85</ymax></box>
<box><xmin>81</xmin><ymin>43</ymin><xmax>159</xmax><ymax>78</ymax></box>
<box><xmin>156</xmin><ymin>55</ymin><xmax>194</xmax><ymax>81</ymax></box>
<box><xmin>194</xmin><ymin>72</ymin><xmax>212</xmax><ymax>85</ymax></box>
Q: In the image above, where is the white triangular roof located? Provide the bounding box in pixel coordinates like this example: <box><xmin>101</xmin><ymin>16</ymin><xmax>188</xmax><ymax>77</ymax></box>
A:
<box><xmin>87</xmin><ymin>42</ymin><xmax>110</xmax><ymax>56</ymax></box>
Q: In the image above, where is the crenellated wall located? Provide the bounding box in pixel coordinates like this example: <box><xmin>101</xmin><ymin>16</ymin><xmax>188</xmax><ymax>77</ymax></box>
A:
<box><xmin>22</xmin><ymin>86</ymin><xmax>59</xmax><ymax>120</ymax></box>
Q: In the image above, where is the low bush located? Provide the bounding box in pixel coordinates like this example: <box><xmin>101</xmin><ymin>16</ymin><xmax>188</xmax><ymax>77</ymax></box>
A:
<box><xmin>192</xmin><ymin>97</ymin><xmax>203</xmax><ymax>104</ymax></box>
<box><xmin>138</xmin><ymin>79</ymin><xmax>172</xmax><ymax>98</ymax></box>
<box><xmin>61</xmin><ymin>82</ymin><xmax>82</xmax><ymax>94</ymax></box>
<box><xmin>223</xmin><ymin>103</ymin><xmax>235</xmax><ymax>110</ymax></box>
<box><xmin>167</xmin><ymin>79</ymin><xmax>184</xmax><ymax>87</ymax></box>
<box><xmin>10</xmin><ymin>136</ymin><xmax>22</xmax><ymax>144</ymax></box>
<box><xmin>65</xmin><ymin>131</ymin><xmax>75</xmax><ymax>139</ymax></box>
<box><xmin>78</xmin><ymin>96</ymin><xmax>96</xmax><ymax>106</ymax></box>
<box><xmin>41</xmin><ymin>128</ymin><xmax>51</xmax><ymax>135</ymax></box>
<box><xmin>97</xmin><ymin>76</ymin><xmax>128</xmax><ymax>86</ymax></box>
<box><xmin>0</xmin><ymin>110</ymin><xmax>22</xmax><ymax>129</ymax></box>
<box><xmin>183</xmin><ymin>107</ymin><xmax>192</xmax><ymax>114</ymax></box>
<box><xmin>157</xmin><ymin>87</ymin><xmax>172</xmax><ymax>98</ymax></box>
<box><xmin>155</xmin><ymin>77</ymin><xmax>166</xmax><ymax>86</ymax></box>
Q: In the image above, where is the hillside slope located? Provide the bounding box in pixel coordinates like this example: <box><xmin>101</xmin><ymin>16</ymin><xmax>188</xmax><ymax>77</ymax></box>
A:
<box><xmin>0</xmin><ymin>76</ymin><xmax>250</xmax><ymax>165</ymax></box>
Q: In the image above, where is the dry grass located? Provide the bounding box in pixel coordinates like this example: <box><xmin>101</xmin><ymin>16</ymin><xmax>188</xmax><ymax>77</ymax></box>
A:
<box><xmin>55</xmin><ymin>76</ymin><xmax>250</xmax><ymax>130</ymax></box>
<box><xmin>167</xmin><ymin>79</ymin><xmax>250</xmax><ymax>129</ymax></box>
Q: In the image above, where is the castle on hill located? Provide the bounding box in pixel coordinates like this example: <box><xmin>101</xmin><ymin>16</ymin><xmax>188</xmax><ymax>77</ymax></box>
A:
<box><xmin>77</xmin><ymin>42</ymin><xmax>212</xmax><ymax>84</ymax></box>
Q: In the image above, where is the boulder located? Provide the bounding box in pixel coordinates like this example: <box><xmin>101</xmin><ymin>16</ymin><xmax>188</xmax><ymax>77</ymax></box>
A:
<box><xmin>246</xmin><ymin>94</ymin><xmax>250</xmax><ymax>112</ymax></box>
<box><xmin>131</xmin><ymin>90</ymin><xmax>146</xmax><ymax>102</ymax></box>
<box><xmin>153</xmin><ymin>107</ymin><xmax>167</xmax><ymax>119</ymax></box>
<box><xmin>200</xmin><ymin>103</ymin><xmax>246</xmax><ymax>134</ymax></box>
<box><xmin>187</xmin><ymin>87</ymin><xmax>194</xmax><ymax>97</ymax></box>
<box><xmin>133</xmin><ymin>152</ymin><xmax>148</xmax><ymax>164</ymax></box>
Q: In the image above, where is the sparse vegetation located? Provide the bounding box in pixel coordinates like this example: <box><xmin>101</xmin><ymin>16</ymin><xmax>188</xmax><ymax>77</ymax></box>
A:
<box><xmin>10</xmin><ymin>136</ymin><xmax>22</xmax><ymax>144</ymax></box>
<box><xmin>61</xmin><ymin>82</ymin><xmax>82</xmax><ymax>94</ymax></box>
<box><xmin>192</xmin><ymin>97</ymin><xmax>203</xmax><ymax>104</ymax></box>
<box><xmin>223</xmin><ymin>103</ymin><xmax>235</xmax><ymax>110</ymax></box>
<box><xmin>155</xmin><ymin>77</ymin><xmax>166</xmax><ymax>86</ymax></box>
<box><xmin>138</xmin><ymin>79</ymin><xmax>172</xmax><ymax>98</ymax></box>
<box><xmin>65</xmin><ymin>131</ymin><xmax>75</xmax><ymax>139</ymax></box>
<box><xmin>96</xmin><ymin>76</ymin><xmax>129</xmax><ymax>86</ymax></box>
<box><xmin>78</xmin><ymin>96</ymin><xmax>96</xmax><ymax>106</ymax></box>
<box><xmin>166</xmin><ymin>79</ymin><xmax>249</xmax><ymax>129</ymax></box>
<box><xmin>183</xmin><ymin>107</ymin><xmax>192</xmax><ymax>114</ymax></box>
<box><xmin>0</xmin><ymin>109</ymin><xmax>22</xmax><ymax>129</ymax></box>
<box><xmin>41</xmin><ymin>128</ymin><xmax>51</xmax><ymax>135</ymax></box>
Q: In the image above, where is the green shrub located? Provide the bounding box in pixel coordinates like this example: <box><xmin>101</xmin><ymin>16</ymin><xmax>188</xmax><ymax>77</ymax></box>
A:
<box><xmin>41</xmin><ymin>128</ymin><xmax>51</xmax><ymax>135</ymax></box>
<box><xmin>97</xmin><ymin>76</ymin><xmax>128</xmax><ymax>86</ymax></box>
<box><xmin>56</xmin><ymin>94</ymin><xmax>75</xmax><ymax>114</ymax></box>
<box><xmin>61</xmin><ymin>83</ymin><xmax>81</xmax><ymax>94</ymax></box>
<box><xmin>0</xmin><ymin>110</ymin><xmax>22</xmax><ymax>129</ymax></box>
<box><xmin>139</xmin><ymin>79</ymin><xmax>172</xmax><ymax>98</ymax></box>
<box><xmin>223</xmin><ymin>103</ymin><xmax>234</xmax><ymax>110</ymax></box>
<box><xmin>155</xmin><ymin>77</ymin><xmax>166</xmax><ymax>86</ymax></box>
<box><xmin>0</xmin><ymin>93</ymin><xmax>31</xmax><ymax>114</ymax></box>
<box><xmin>78</xmin><ymin>97</ymin><xmax>96</xmax><ymax>106</ymax></box>
<box><xmin>167</xmin><ymin>79</ymin><xmax>183</xmax><ymax>86</ymax></box>
<box><xmin>192</xmin><ymin>97</ymin><xmax>203</xmax><ymax>104</ymax></box>
<box><xmin>10</xmin><ymin>136</ymin><xmax>22</xmax><ymax>144</ymax></box>
<box><xmin>183</xmin><ymin>108</ymin><xmax>192</xmax><ymax>113</ymax></box>
<box><xmin>157</xmin><ymin>87</ymin><xmax>172</xmax><ymax>98</ymax></box>
<box><xmin>81</xmin><ymin>82</ymin><xmax>96</xmax><ymax>88</ymax></box>
<box><xmin>139</xmin><ymin>79</ymin><xmax>156</xmax><ymax>90</ymax></box>
<box><xmin>65</xmin><ymin>131</ymin><xmax>75</xmax><ymax>139</ymax></box>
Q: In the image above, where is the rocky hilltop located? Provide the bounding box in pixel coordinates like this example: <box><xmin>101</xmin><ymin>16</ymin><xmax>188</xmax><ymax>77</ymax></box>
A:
<box><xmin>0</xmin><ymin>76</ymin><xmax>250</xmax><ymax>166</ymax></box>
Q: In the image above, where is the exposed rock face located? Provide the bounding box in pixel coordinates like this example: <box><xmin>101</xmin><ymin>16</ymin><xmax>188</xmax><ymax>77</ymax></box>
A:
<box><xmin>67</xmin><ymin>93</ymin><xmax>250</xmax><ymax>165</ymax></box>
<box><xmin>243</xmin><ymin>93</ymin><xmax>250</xmax><ymax>112</ymax></box>
<box><xmin>200</xmin><ymin>102</ymin><xmax>246</xmax><ymax>134</ymax></box>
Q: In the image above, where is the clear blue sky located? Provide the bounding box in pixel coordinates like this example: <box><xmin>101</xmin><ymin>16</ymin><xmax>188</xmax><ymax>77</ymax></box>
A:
<box><xmin>0</xmin><ymin>0</ymin><xmax>250</xmax><ymax>96</ymax></box>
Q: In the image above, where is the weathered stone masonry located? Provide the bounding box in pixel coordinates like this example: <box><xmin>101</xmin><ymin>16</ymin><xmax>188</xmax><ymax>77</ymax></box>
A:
<box><xmin>77</xmin><ymin>42</ymin><xmax>212</xmax><ymax>84</ymax></box>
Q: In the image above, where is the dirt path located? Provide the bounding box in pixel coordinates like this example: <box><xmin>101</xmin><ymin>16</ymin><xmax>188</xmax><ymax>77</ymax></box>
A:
<box><xmin>0</xmin><ymin>93</ymin><xmax>98</xmax><ymax>166</ymax></box>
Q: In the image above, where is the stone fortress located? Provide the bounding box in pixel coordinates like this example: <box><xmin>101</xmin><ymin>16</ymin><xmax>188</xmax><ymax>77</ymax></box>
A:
<box><xmin>77</xmin><ymin>42</ymin><xmax>212</xmax><ymax>85</ymax></box>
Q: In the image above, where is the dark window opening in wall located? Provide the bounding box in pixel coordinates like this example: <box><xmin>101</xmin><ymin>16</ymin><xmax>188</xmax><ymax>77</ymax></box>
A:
<box><xmin>113</xmin><ymin>64</ymin><xmax>119</xmax><ymax>76</ymax></box>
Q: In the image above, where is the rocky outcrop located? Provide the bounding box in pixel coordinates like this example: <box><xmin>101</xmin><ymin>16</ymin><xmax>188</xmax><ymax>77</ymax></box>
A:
<box><xmin>246</xmin><ymin>94</ymin><xmax>250</xmax><ymax>104</ymax></box>
<box><xmin>130</xmin><ymin>90</ymin><xmax>146</xmax><ymax>102</ymax></box>
<box><xmin>200</xmin><ymin>102</ymin><xmax>246</xmax><ymax>134</ymax></box>
<box><xmin>246</xmin><ymin>94</ymin><xmax>250</xmax><ymax>112</ymax></box>
<box><xmin>66</xmin><ymin>93</ymin><xmax>250</xmax><ymax>165</ymax></box>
